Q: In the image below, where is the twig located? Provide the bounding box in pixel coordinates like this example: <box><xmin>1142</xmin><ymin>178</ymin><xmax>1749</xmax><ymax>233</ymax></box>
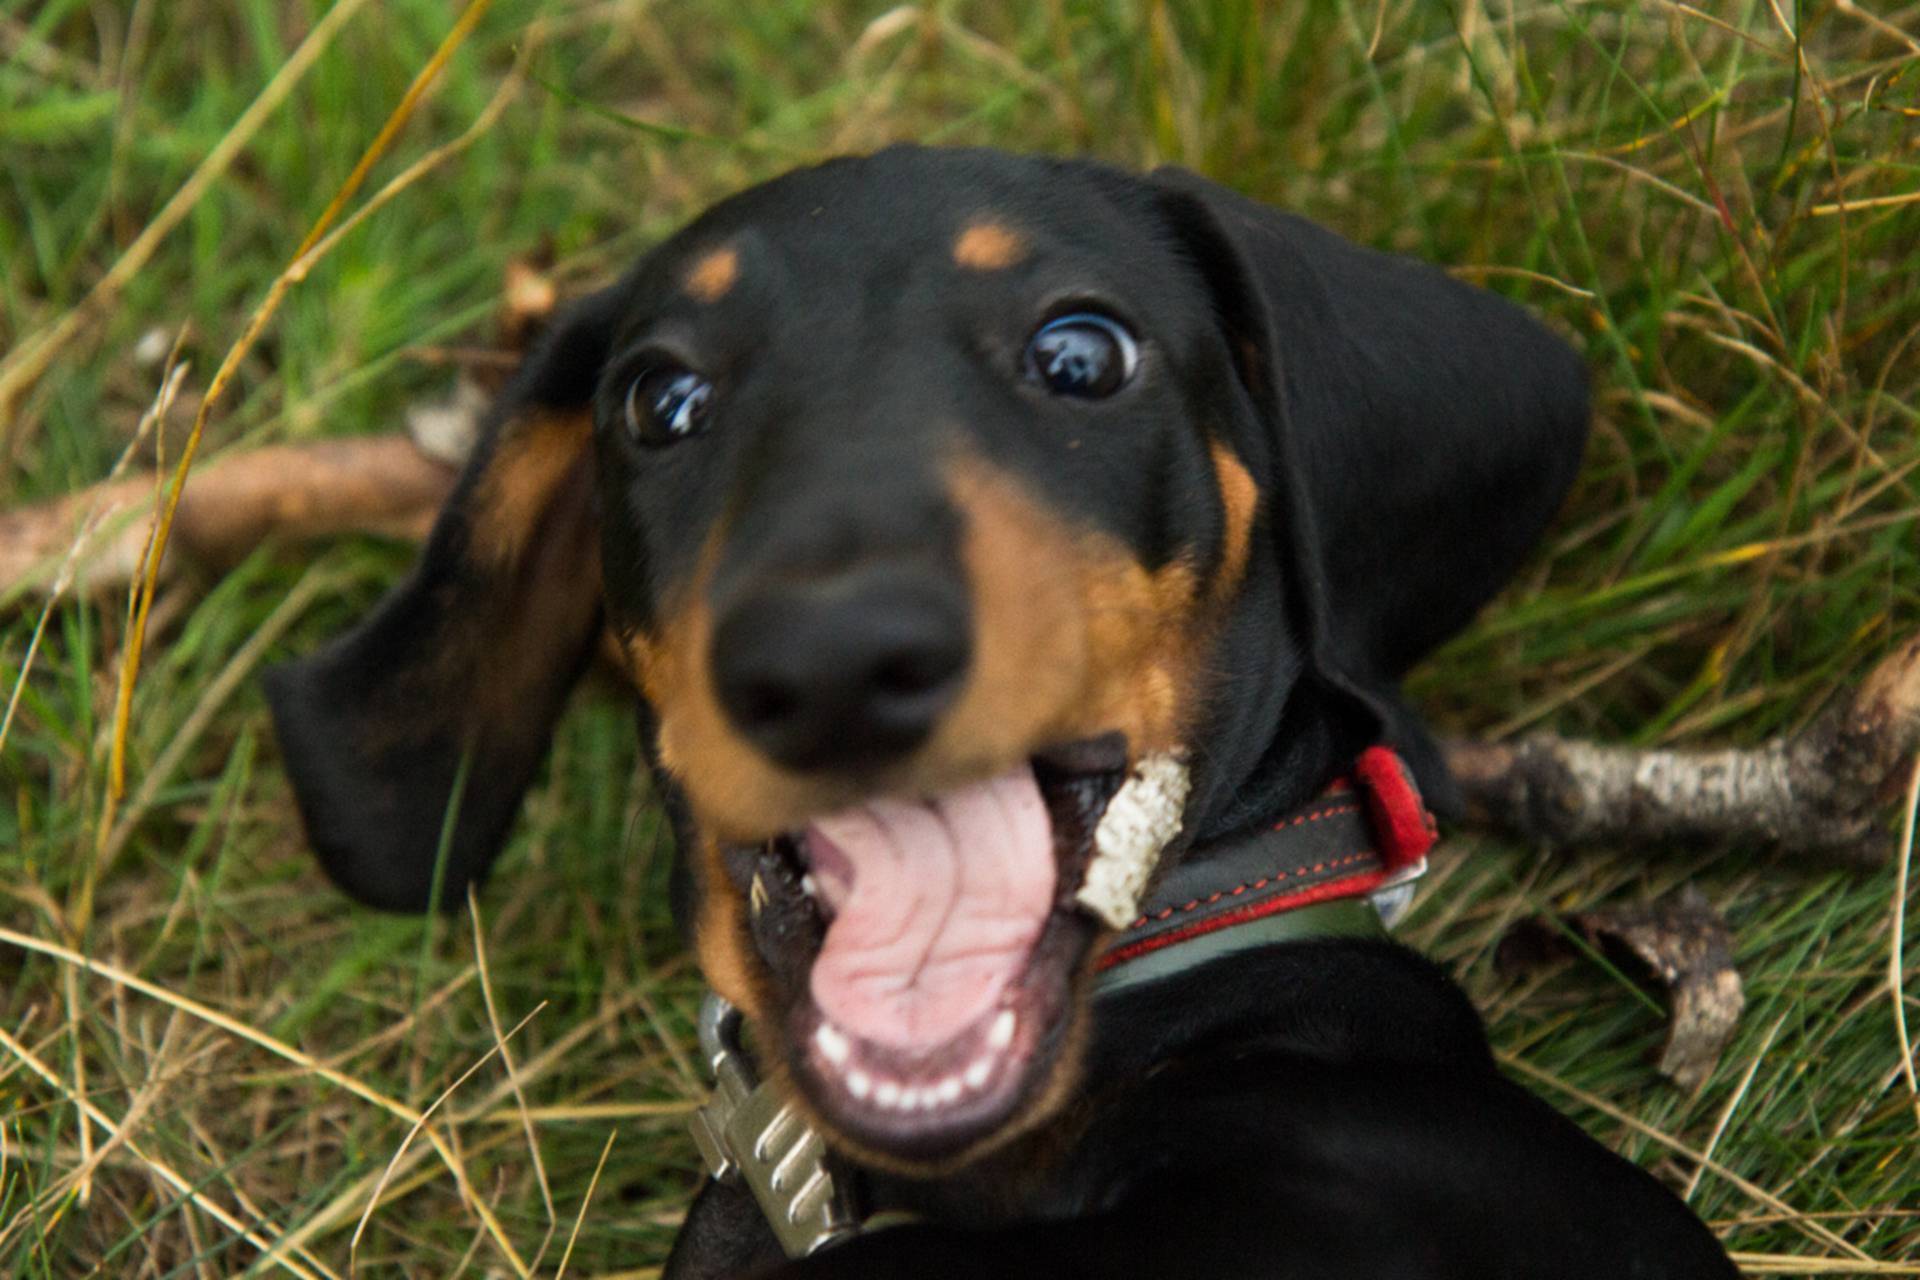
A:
<box><xmin>0</xmin><ymin>435</ymin><xmax>454</xmax><ymax>598</ymax></box>
<box><xmin>1446</xmin><ymin>634</ymin><xmax>1920</xmax><ymax>865</ymax></box>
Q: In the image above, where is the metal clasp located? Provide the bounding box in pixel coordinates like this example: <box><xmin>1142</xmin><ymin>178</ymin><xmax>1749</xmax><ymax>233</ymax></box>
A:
<box><xmin>1368</xmin><ymin>854</ymin><xmax>1428</xmax><ymax>928</ymax></box>
<box><xmin>689</xmin><ymin>994</ymin><xmax>859</xmax><ymax>1258</ymax></box>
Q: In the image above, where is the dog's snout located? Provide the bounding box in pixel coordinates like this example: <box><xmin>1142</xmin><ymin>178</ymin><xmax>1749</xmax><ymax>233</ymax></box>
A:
<box><xmin>712</xmin><ymin>567</ymin><xmax>971</xmax><ymax>772</ymax></box>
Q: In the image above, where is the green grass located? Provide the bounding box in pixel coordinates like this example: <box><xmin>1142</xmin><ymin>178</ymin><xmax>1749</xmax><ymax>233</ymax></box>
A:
<box><xmin>2</xmin><ymin>0</ymin><xmax>1917</xmax><ymax>1274</ymax></box>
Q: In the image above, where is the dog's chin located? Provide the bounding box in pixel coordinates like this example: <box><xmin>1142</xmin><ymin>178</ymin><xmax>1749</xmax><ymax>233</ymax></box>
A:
<box><xmin>725</xmin><ymin>733</ymin><xmax>1176</xmax><ymax>1167</ymax></box>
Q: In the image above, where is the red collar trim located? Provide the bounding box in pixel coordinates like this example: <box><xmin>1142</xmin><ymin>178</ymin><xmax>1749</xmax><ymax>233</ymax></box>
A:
<box><xmin>1094</xmin><ymin>745</ymin><xmax>1436</xmax><ymax>974</ymax></box>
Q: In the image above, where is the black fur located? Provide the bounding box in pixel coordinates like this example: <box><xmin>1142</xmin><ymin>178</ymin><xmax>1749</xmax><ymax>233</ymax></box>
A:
<box><xmin>268</xmin><ymin>147</ymin><xmax>1734</xmax><ymax>1277</ymax></box>
<box><xmin>709</xmin><ymin>943</ymin><xmax>1733</xmax><ymax>1278</ymax></box>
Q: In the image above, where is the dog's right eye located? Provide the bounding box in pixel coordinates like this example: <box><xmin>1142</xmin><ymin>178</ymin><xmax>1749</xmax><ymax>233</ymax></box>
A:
<box><xmin>624</xmin><ymin>366</ymin><xmax>714</xmax><ymax>446</ymax></box>
<box><xmin>1024</xmin><ymin>312</ymin><xmax>1138</xmax><ymax>399</ymax></box>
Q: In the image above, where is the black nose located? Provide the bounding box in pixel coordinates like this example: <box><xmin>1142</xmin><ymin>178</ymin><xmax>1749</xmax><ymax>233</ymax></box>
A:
<box><xmin>711</xmin><ymin>566</ymin><xmax>972</xmax><ymax>772</ymax></box>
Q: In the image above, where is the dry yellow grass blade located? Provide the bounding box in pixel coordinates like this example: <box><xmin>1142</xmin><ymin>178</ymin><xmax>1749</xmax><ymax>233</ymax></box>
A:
<box><xmin>284</xmin><ymin>1126</ymin><xmax>531</xmax><ymax>1267</ymax></box>
<box><xmin>0</xmin><ymin>1023</ymin><xmax>337</xmax><ymax>1280</ymax></box>
<box><xmin>0</xmin><ymin>924</ymin><xmax>528</xmax><ymax>1272</ymax></box>
<box><xmin>0</xmin><ymin>354</ymin><xmax>186</xmax><ymax>757</ymax></box>
<box><xmin>1810</xmin><ymin>189</ymin><xmax>1920</xmax><ymax>217</ymax></box>
<box><xmin>257</xmin><ymin>986</ymin><xmax>665</xmax><ymax>1264</ymax></box>
<box><xmin>94</xmin><ymin>564</ymin><xmax>341</xmax><ymax>876</ymax></box>
<box><xmin>554</xmin><ymin>1131</ymin><xmax>618</xmax><ymax>1280</ymax></box>
<box><xmin>472</xmin><ymin>1103</ymin><xmax>697</xmax><ymax>1124</ymax></box>
<box><xmin>284</xmin><ymin>25</ymin><xmax>533</xmax><ymax>287</ymax></box>
<box><xmin>470</xmin><ymin>885</ymin><xmax>557</xmax><ymax>1269</ymax></box>
<box><xmin>93</xmin><ymin>0</ymin><xmax>500</xmax><ymax>926</ymax></box>
<box><xmin>1830</xmin><ymin>0</ymin><xmax>1920</xmax><ymax>57</ymax></box>
<box><xmin>1685</xmin><ymin>1011</ymin><xmax>1792</xmax><ymax>1202</ymax></box>
<box><xmin>349</xmin><ymin>1003</ymin><xmax>546</xmax><ymax>1277</ymax></box>
<box><xmin>59</xmin><ymin>965</ymin><xmax>91</xmax><ymax>1206</ymax></box>
<box><xmin>1889</xmin><ymin>755</ymin><xmax>1920</xmax><ymax>1119</ymax></box>
<box><xmin>1731</xmin><ymin>1253</ymin><xmax>1920</xmax><ymax>1276</ymax></box>
<box><xmin>318</xmin><ymin>964</ymin><xmax>482</xmax><ymax>1072</ymax></box>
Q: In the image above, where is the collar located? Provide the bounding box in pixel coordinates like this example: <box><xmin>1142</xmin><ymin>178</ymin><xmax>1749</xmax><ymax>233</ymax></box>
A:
<box><xmin>1093</xmin><ymin>744</ymin><xmax>1435</xmax><ymax>994</ymax></box>
<box><xmin>687</xmin><ymin>744</ymin><xmax>1437</xmax><ymax>1259</ymax></box>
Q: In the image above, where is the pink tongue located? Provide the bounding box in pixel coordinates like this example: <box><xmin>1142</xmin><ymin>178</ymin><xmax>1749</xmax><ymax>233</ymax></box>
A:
<box><xmin>805</xmin><ymin>766</ymin><xmax>1056</xmax><ymax>1052</ymax></box>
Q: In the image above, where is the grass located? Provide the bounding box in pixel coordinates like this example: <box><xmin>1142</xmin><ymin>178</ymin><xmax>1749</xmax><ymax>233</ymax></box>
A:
<box><xmin>1</xmin><ymin>0</ymin><xmax>1917</xmax><ymax>1273</ymax></box>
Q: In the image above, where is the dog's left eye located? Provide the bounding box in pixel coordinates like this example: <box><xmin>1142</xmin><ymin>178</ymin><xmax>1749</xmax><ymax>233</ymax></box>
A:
<box><xmin>1024</xmin><ymin>312</ymin><xmax>1138</xmax><ymax>399</ymax></box>
<box><xmin>624</xmin><ymin>366</ymin><xmax>714</xmax><ymax>445</ymax></box>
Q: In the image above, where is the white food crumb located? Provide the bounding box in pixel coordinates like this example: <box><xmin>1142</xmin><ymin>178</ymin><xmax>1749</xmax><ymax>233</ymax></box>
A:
<box><xmin>1074</xmin><ymin>752</ymin><xmax>1190</xmax><ymax>929</ymax></box>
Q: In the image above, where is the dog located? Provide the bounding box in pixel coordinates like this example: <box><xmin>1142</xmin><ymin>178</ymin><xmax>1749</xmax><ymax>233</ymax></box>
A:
<box><xmin>266</xmin><ymin>146</ymin><xmax>1738</xmax><ymax>1278</ymax></box>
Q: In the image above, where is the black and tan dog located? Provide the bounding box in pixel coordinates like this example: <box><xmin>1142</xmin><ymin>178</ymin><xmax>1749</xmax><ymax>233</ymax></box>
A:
<box><xmin>267</xmin><ymin>146</ymin><xmax>1737</xmax><ymax>1277</ymax></box>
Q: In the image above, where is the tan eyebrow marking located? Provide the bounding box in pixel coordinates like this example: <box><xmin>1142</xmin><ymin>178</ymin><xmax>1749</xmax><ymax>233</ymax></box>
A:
<box><xmin>952</xmin><ymin>219</ymin><xmax>1028</xmax><ymax>271</ymax></box>
<box><xmin>685</xmin><ymin>246</ymin><xmax>740</xmax><ymax>301</ymax></box>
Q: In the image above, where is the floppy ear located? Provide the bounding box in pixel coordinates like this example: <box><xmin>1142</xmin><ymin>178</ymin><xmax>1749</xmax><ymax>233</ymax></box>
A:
<box><xmin>265</xmin><ymin>284</ymin><xmax>626</xmax><ymax>910</ymax></box>
<box><xmin>1152</xmin><ymin>169</ymin><xmax>1590</xmax><ymax>811</ymax></box>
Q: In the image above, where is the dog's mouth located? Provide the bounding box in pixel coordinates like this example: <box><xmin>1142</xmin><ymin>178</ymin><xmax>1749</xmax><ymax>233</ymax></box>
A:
<box><xmin>728</xmin><ymin>733</ymin><xmax>1189</xmax><ymax>1162</ymax></box>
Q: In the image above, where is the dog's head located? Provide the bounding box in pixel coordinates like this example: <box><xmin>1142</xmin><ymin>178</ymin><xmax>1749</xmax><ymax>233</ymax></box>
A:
<box><xmin>268</xmin><ymin>146</ymin><xmax>1586</xmax><ymax>1170</ymax></box>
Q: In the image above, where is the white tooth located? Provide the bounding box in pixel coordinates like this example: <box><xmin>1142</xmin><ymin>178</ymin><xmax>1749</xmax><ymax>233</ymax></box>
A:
<box><xmin>964</xmin><ymin>1058</ymin><xmax>992</xmax><ymax>1090</ymax></box>
<box><xmin>989</xmin><ymin>1010</ymin><xmax>1016</xmax><ymax>1050</ymax></box>
<box><xmin>1075</xmin><ymin>751</ymin><xmax>1191</xmax><ymax>929</ymax></box>
<box><xmin>848</xmin><ymin>1070</ymin><xmax>872</xmax><ymax>1101</ymax></box>
<box><xmin>815</xmin><ymin>1023</ymin><xmax>850</xmax><ymax>1066</ymax></box>
<box><xmin>802</xmin><ymin>874</ymin><xmax>820</xmax><ymax>899</ymax></box>
<box><xmin>875</xmin><ymin>1081</ymin><xmax>901</xmax><ymax>1109</ymax></box>
<box><xmin>936</xmin><ymin>1077</ymin><xmax>963</xmax><ymax>1105</ymax></box>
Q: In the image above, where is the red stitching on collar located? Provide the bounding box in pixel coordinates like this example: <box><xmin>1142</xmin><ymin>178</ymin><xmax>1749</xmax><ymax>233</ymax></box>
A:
<box><xmin>1272</xmin><ymin>801</ymin><xmax>1362</xmax><ymax>830</ymax></box>
<box><xmin>1120</xmin><ymin>849</ymin><xmax>1374</xmax><ymax>931</ymax></box>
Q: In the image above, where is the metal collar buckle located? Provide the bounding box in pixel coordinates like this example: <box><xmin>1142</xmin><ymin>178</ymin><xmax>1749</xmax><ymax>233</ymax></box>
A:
<box><xmin>1368</xmin><ymin>854</ymin><xmax>1429</xmax><ymax>928</ymax></box>
<box><xmin>689</xmin><ymin>995</ymin><xmax>859</xmax><ymax>1258</ymax></box>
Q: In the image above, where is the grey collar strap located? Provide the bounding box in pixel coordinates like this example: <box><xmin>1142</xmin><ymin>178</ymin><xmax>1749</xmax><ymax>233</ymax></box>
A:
<box><xmin>1091</xmin><ymin>897</ymin><xmax>1389</xmax><ymax>997</ymax></box>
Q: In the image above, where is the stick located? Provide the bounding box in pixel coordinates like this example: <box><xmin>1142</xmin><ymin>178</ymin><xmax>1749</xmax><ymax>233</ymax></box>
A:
<box><xmin>1445</xmin><ymin>633</ymin><xmax>1920</xmax><ymax>864</ymax></box>
<box><xmin>0</xmin><ymin>435</ymin><xmax>454</xmax><ymax>596</ymax></box>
